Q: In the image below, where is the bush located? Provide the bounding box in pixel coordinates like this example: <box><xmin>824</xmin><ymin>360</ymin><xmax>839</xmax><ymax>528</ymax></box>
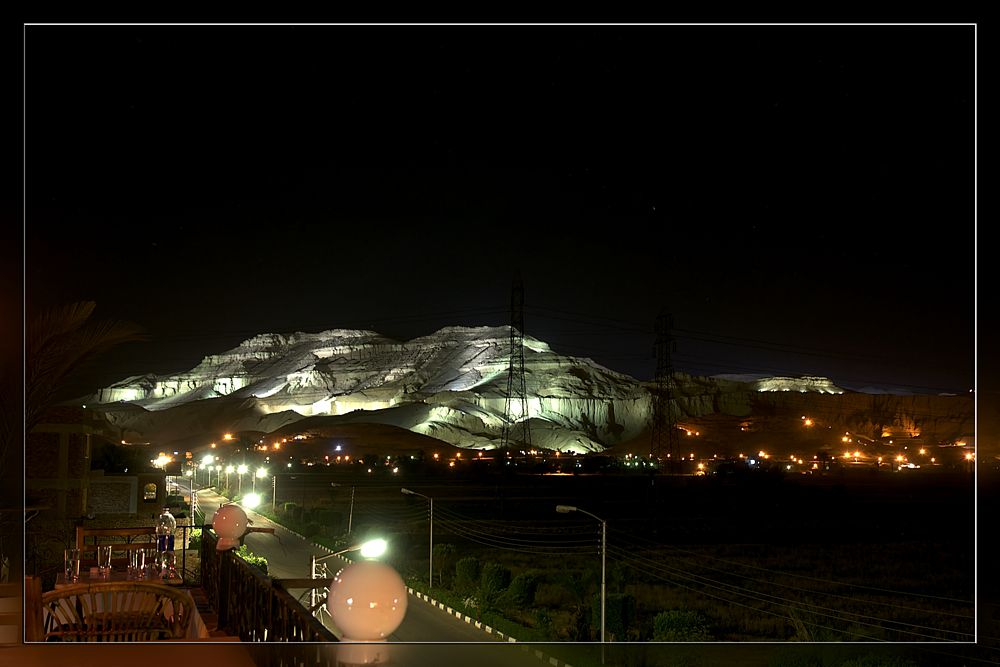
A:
<box><xmin>593</xmin><ymin>592</ymin><xmax>637</xmax><ymax>641</ymax></box>
<box><xmin>653</xmin><ymin>608</ymin><xmax>712</xmax><ymax>642</ymax></box>
<box><xmin>301</xmin><ymin>522</ymin><xmax>321</xmax><ymax>538</ymax></box>
<box><xmin>455</xmin><ymin>557</ymin><xmax>480</xmax><ymax>588</ymax></box>
<box><xmin>532</xmin><ymin>608</ymin><xmax>554</xmax><ymax>640</ymax></box>
<box><xmin>481</xmin><ymin>562</ymin><xmax>511</xmax><ymax>595</ymax></box>
<box><xmin>188</xmin><ymin>528</ymin><xmax>203</xmax><ymax>553</ymax></box>
<box><xmin>235</xmin><ymin>544</ymin><xmax>268</xmax><ymax>575</ymax></box>
<box><xmin>508</xmin><ymin>571</ymin><xmax>540</xmax><ymax>612</ymax></box>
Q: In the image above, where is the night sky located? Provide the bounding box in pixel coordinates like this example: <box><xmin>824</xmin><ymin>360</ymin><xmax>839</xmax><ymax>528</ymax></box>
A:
<box><xmin>22</xmin><ymin>26</ymin><xmax>977</xmax><ymax>397</ymax></box>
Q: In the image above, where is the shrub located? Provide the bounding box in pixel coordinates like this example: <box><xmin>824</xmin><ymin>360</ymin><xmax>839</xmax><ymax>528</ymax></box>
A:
<box><xmin>302</xmin><ymin>522</ymin><xmax>321</xmax><ymax>538</ymax></box>
<box><xmin>481</xmin><ymin>562</ymin><xmax>511</xmax><ymax>595</ymax></box>
<box><xmin>593</xmin><ymin>592</ymin><xmax>637</xmax><ymax>641</ymax></box>
<box><xmin>653</xmin><ymin>608</ymin><xmax>712</xmax><ymax>642</ymax></box>
<box><xmin>235</xmin><ymin>544</ymin><xmax>268</xmax><ymax>575</ymax></box>
<box><xmin>188</xmin><ymin>528</ymin><xmax>202</xmax><ymax>553</ymax></box>
<box><xmin>532</xmin><ymin>608</ymin><xmax>554</xmax><ymax>640</ymax></box>
<box><xmin>456</xmin><ymin>557</ymin><xmax>480</xmax><ymax>588</ymax></box>
<box><xmin>508</xmin><ymin>571</ymin><xmax>540</xmax><ymax>613</ymax></box>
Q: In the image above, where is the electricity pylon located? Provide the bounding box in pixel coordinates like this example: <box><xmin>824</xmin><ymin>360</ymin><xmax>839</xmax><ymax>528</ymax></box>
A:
<box><xmin>651</xmin><ymin>308</ymin><xmax>680</xmax><ymax>472</ymax></box>
<box><xmin>499</xmin><ymin>272</ymin><xmax>531</xmax><ymax>513</ymax></box>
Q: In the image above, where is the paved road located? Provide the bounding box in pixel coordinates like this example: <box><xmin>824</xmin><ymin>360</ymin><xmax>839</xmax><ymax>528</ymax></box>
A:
<box><xmin>179</xmin><ymin>481</ymin><xmax>540</xmax><ymax>653</ymax></box>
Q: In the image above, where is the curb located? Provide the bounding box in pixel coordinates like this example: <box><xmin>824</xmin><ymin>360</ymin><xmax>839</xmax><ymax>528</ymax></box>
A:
<box><xmin>405</xmin><ymin>587</ymin><xmax>574</xmax><ymax>667</ymax></box>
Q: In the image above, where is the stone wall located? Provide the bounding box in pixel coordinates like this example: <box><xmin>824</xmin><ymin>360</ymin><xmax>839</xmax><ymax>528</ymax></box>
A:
<box><xmin>88</xmin><ymin>475</ymin><xmax>138</xmax><ymax>514</ymax></box>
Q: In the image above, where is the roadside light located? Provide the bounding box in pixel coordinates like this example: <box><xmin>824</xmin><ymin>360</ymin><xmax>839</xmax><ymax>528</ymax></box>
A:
<box><xmin>211</xmin><ymin>443</ymin><xmax>216</xmax><ymax>448</ymax></box>
<box><xmin>224</xmin><ymin>434</ymin><xmax>232</xmax><ymax>440</ymax></box>
<box><xmin>203</xmin><ymin>454</ymin><xmax>214</xmax><ymax>465</ymax></box>
<box><xmin>257</xmin><ymin>468</ymin><xmax>267</xmax><ymax>478</ymax></box>
<box><xmin>238</xmin><ymin>464</ymin><xmax>247</xmax><ymax>475</ymax></box>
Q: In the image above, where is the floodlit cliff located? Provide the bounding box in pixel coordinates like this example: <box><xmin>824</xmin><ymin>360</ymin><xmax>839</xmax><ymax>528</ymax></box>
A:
<box><xmin>79</xmin><ymin>326</ymin><xmax>975</xmax><ymax>454</ymax></box>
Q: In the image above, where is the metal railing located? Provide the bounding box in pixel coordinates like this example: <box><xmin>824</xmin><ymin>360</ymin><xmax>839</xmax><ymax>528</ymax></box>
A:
<box><xmin>201</xmin><ymin>525</ymin><xmax>338</xmax><ymax>643</ymax></box>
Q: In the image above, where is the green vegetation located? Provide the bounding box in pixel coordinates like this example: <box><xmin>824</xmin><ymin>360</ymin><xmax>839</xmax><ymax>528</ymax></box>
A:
<box><xmin>235</xmin><ymin>543</ymin><xmax>268</xmax><ymax>575</ymax></box>
<box><xmin>455</xmin><ymin>556</ymin><xmax>480</xmax><ymax>588</ymax></box>
<box><xmin>653</xmin><ymin>608</ymin><xmax>712</xmax><ymax>642</ymax></box>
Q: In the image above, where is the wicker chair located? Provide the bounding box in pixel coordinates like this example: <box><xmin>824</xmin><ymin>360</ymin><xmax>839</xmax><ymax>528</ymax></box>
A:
<box><xmin>26</xmin><ymin>576</ymin><xmax>194</xmax><ymax>642</ymax></box>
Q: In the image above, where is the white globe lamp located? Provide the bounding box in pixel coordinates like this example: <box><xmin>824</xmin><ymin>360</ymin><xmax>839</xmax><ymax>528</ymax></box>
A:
<box><xmin>327</xmin><ymin>560</ymin><xmax>407</xmax><ymax>641</ymax></box>
<box><xmin>213</xmin><ymin>504</ymin><xmax>248</xmax><ymax>551</ymax></box>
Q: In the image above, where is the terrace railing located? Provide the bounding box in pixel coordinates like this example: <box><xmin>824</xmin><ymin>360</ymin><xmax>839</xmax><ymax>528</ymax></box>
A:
<box><xmin>200</xmin><ymin>526</ymin><xmax>338</xmax><ymax>644</ymax></box>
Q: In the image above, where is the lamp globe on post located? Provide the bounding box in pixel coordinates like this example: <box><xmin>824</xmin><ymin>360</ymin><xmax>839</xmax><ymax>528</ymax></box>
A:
<box><xmin>213</xmin><ymin>504</ymin><xmax>248</xmax><ymax>550</ymax></box>
<box><xmin>327</xmin><ymin>558</ymin><xmax>407</xmax><ymax>643</ymax></box>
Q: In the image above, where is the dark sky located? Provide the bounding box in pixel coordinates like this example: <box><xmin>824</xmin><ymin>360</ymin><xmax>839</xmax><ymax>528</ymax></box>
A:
<box><xmin>23</xmin><ymin>26</ymin><xmax>977</xmax><ymax>397</ymax></box>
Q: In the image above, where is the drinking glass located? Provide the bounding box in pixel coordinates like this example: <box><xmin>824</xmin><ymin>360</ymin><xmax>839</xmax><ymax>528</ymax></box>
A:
<box><xmin>141</xmin><ymin>548</ymin><xmax>159</xmax><ymax>580</ymax></box>
<box><xmin>127</xmin><ymin>549</ymin><xmax>144</xmax><ymax>579</ymax></box>
<box><xmin>64</xmin><ymin>548</ymin><xmax>81</xmax><ymax>582</ymax></box>
<box><xmin>97</xmin><ymin>545</ymin><xmax>113</xmax><ymax>577</ymax></box>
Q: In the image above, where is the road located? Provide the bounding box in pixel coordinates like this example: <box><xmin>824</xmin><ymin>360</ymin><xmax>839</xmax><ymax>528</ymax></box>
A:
<box><xmin>176</xmin><ymin>479</ymin><xmax>545</xmax><ymax>663</ymax></box>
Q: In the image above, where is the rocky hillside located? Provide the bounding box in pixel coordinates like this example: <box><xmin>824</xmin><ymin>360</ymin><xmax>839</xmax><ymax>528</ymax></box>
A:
<box><xmin>77</xmin><ymin>326</ymin><xmax>977</xmax><ymax>456</ymax></box>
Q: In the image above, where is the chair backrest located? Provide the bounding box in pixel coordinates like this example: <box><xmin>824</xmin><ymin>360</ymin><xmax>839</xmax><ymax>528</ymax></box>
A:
<box><xmin>35</xmin><ymin>580</ymin><xmax>194</xmax><ymax>642</ymax></box>
<box><xmin>76</xmin><ymin>526</ymin><xmax>157</xmax><ymax>567</ymax></box>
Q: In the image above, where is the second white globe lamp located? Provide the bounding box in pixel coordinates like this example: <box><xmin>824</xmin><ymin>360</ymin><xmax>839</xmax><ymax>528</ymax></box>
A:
<box><xmin>213</xmin><ymin>504</ymin><xmax>248</xmax><ymax>550</ymax></box>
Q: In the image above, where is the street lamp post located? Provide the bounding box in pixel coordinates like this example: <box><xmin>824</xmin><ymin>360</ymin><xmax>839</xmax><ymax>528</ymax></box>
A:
<box><xmin>557</xmin><ymin>504</ymin><xmax>606</xmax><ymax>662</ymax></box>
<box><xmin>401</xmin><ymin>488</ymin><xmax>433</xmax><ymax>587</ymax></box>
<box><xmin>238</xmin><ymin>464</ymin><xmax>247</xmax><ymax>493</ymax></box>
<box><xmin>254</xmin><ymin>467</ymin><xmax>266</xmax><ymax>494</ymax></box>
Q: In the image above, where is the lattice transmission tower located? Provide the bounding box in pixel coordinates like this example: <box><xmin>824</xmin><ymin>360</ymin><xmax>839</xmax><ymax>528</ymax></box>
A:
<box><xmin>651</xmin><ymin>307</ymin><xmax>680</xmax><ymax>472</ymax></box>
<box><xmin>499</xmin><ymin>272</ymin><xmax>531</xmax><ymax>509</ymax></box>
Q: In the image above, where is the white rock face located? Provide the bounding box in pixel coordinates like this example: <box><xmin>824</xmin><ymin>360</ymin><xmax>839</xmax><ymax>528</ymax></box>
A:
<box><xmin>84</xmin><ymin>325</ymin><xmax>970</xmax><ymax>453</ymax></box>
<box><xmin>89</xmin><ymin>326</ymin><xmax>648</xmax><ymax>452</ymax></box>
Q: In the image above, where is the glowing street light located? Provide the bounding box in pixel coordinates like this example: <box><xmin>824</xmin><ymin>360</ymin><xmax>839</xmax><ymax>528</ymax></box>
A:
<box><xmin>557</xmin><ymin>504</ymin><xmax>606</xmax><ymax>663</ymax></box>
<box><xmin>254</xmin><ymin>467</ymin><xmax>266</xmax><ymax>494</ymax></box>
<box><xmin>237</xmin><ymin>464</ymin><xmax>248</xmax><ymax>493</ymax></box>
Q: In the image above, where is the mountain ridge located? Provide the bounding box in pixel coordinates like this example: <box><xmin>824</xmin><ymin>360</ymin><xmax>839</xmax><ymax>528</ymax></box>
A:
<box><xmin>75</xmin><ymin>326</ymin><xmax>976</xmax><ymax>457</ymax></box>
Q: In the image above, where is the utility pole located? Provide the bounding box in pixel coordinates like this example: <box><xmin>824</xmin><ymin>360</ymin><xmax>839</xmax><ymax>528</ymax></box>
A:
<box><xmin>651</xmin><ymin>308</ymin><xmax>680</xmax><ymax>473</ymax></box>
<box><xmin>499</xmin><ymin>271</ymin><xmax>531</xmax><ymax>515</ymax></box>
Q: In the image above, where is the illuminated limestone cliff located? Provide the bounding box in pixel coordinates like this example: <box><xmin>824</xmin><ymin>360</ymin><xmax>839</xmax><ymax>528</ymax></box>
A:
<box><xmin>81</xmin><ymin>326</ymin><xmax>975</xmax><ymax>453</ymax></box>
